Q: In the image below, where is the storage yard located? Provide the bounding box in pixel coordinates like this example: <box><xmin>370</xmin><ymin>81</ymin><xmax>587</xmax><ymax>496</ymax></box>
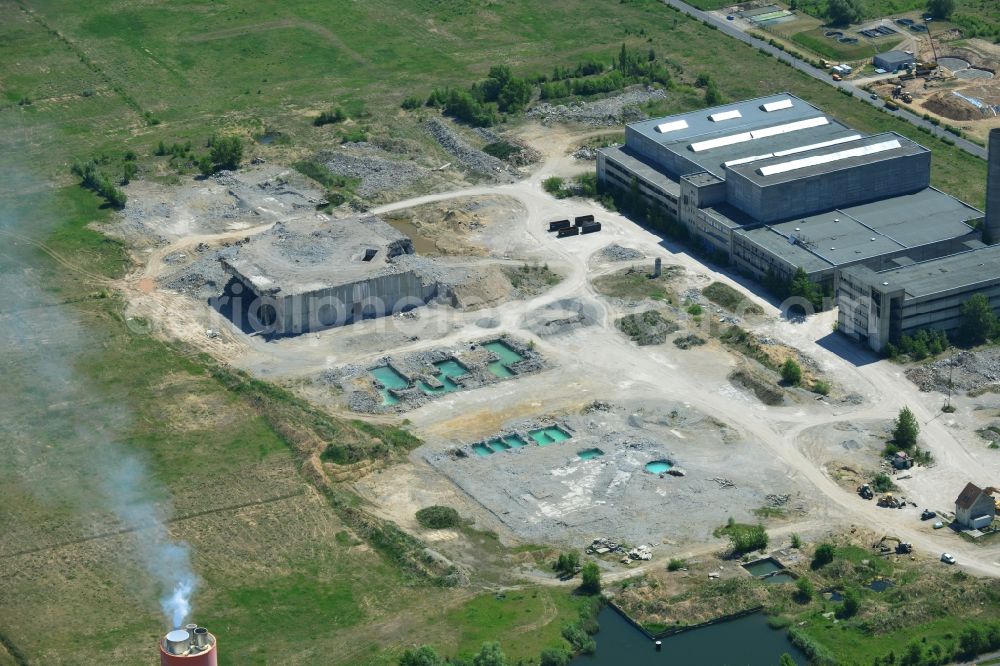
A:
<box><xmin>112</xmin><ymin>109</ymin><xmax>1000</xmax><ymax>583</ymax></box>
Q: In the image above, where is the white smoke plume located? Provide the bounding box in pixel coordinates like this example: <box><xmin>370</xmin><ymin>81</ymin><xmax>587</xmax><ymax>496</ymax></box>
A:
<box><xmin>0</xmin><ymin>158</ymin><xmax>198</xmax><ymax>631</ymax></box>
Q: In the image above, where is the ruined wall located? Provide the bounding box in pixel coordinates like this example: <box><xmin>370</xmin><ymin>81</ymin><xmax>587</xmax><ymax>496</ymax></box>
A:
<box><xmin>245</xmin><ymin>271</ymin><xmax>438</xmax><ymax>336</ymax></box>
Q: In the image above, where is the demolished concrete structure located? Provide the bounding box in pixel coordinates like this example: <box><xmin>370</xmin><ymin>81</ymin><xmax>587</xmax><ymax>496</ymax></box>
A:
<box><xmin>219</xmin><ymin>214</ymin><xmax>443</xmax><ymax>335</ymax></box>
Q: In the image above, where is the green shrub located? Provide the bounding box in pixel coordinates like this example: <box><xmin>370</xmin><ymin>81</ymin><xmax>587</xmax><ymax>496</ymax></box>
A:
<box><xmin>415</xmin><ymin>505</ymin><xmax>461</xmax><ymax>529</ymax></box>
<box><xmin>728</xmin><ymin>523</ymin><xmax>768</xmax><ymax>554</ymax></box>
<box><xmin>812</xmin><ymin>543</ymin><xmax>835</xmax><ymax>569</ymax></box>
<box><xmin>892</xmin><ymin>406</ymin><xmax>920</xmax><ymax>448</ymax></box>
<box><xmin>686</xmin><ymin>303</ymin><xmax>703</xmax><ymax>316</ymax></box>
<box><xmin>543</xmin><ymin>176</ymin><xmax>566</xmax><ymax>197</ymax></box>
<box><xmin>872</xmin><ymin>472</ymin><xmax>894</xmax><ymax>493</ymax></box>
<box><xmin>811</xmin><ymin>380</ymin><xmax>831</xmax><ymax>396</ymax></box>
<box><xmin>400</xmin><ymin>96</ymin><xmax>423</xmax><ymax>110</ymax></box>
<box><xmin>580</xmin><ymin>561</ymin><xmax>602</xmax><ymax>595</ymax></box>
<box><xmin>795</xmin><ymin>576</ymin><xmax>814</xmax><ymax>603</ymax></box>
<box><xmin>791</xmin><ymin>534</ymin><xmax>802</xmax><ymax>549</ymax></box>
<box><xmin>314</xmin><ymin>107</ymin><xmax>346</xmax><ymax>126</ymax></box>
<box><xmin>667</xmin><ymin>558</ymin><xmax>686</xmax><ymax>571</ymax></box>
<box><xmin>555</xmin><ymin>550</ymin><xmax>580</xmax><ymax>575</ymax></box>
<box><xmin>780</xmin><ymin>358</ymin><xmax>802</xmax><ymax>386</ymax></box>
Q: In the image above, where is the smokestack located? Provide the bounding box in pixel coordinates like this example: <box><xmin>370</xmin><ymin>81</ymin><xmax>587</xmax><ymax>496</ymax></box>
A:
<box><xmin>987</xmin><ymin>128</ymin><xmax>1000</xmax><ymax>244</ymax></box>
<box><xmin>160</xmin><ymin>625</ymin><xmax>217</xmax><ymax>666</ymax></box>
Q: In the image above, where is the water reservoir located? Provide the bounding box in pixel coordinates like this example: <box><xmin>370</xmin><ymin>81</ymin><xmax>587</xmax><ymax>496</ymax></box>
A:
<box><xmin>529</xmin><ymin>426</ymin><xmax>572</xmax><ymax>445</ymax></box>
<box><xmin>644</xmin><ymin>460</ymin><xmax>673</xmax><ymax>474</ymax></box>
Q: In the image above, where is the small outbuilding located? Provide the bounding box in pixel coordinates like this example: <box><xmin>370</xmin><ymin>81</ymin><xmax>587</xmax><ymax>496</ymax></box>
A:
<box><xmin>873</xmin><ymin>50</ymin><xmax>915</xmax><ymax>72</ymax></box>
<box><xmin>954</xmin><ymin>482</ymin><xmax>996</xmax><ymax>530</ymax></box>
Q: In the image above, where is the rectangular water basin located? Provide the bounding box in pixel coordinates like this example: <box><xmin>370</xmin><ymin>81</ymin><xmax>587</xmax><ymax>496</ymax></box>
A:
<box><xmin>578</xmin><ymin>448</ymin><xmax>605</xmax><ymax>460</ymax></box>
<box><xmin>503</xmin><ymin>435</ymin><xmax>527</xmax><ymax>448</ymax></box>
<box><xmin>371</xmin><ymin>365</ymin><xmax>409</xmax><ymax>405</ymax></box>
<box><xmin>529</xmin><ymin>426</ymin><xmax>572</xmax><ymax>446</ymax></box>
<box><xmin>418</xmin><ymin>359</ymin><xmax>468</xmax><ymax>395</ymax></box>
<box><xmin>743</xmin><ymin>558</ymin><xmax>784</xmax><ymax>577</ymax></box>
<box><xmin>485</xmin><ymin>340</ymin><xmax>525</xmax><ymax>379</ymax></box>
<box><xmin>472</xmin><ymin>443</ymin><xmax>495</xmax><ymax>457</ymax></box>
<box><xmin>487</xmin><ymin>438</ymin><xmax>512</xmax><ymax>452</ymax></box>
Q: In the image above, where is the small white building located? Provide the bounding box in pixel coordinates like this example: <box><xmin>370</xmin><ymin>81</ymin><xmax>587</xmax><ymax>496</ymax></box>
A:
<box><xmin>954</xmin><ymin>482</ymin><xmax>996</xmax><ymax>530</ymax></box>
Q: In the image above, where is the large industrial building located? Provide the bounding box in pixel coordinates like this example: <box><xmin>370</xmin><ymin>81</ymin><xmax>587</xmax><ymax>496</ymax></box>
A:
<box><xmin>597</xmin><ymin>93</ymin><xmax>984</xmax><ymax>290</ymax></box>
<box><xmin>598</xmin><ymin>95</ymin><xmax>1000</xmax><ymax>352</ymax></box>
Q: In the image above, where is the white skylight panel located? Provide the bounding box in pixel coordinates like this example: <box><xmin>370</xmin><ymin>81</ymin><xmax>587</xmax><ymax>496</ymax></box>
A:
<box><xmin>771</xmin><ymin>134</ymin><xmax>862</xmax><ymax>157</ymax></box>
<box><xmin>655</xmin><ymin>120</ymin><xmax>689</xmax><ymax>133</ymax></box>
<box><xmin>749</xmin><ymin>116</ymin><xmax>828</xmax><ymax>140</ymax></box>
<box><xmin>757</xmin><ymin>139</ymin><xmax>901</xmax><ymax>177</ymax></box>
<box><xmin>689</xmin><ymin>132</ymin><xmax>754</xmax><ymax>152</ymax></box>
<box><xmin>689</xmin><ymin>116</ymin><xmax>829</xmax><ymax>153</ymax></box>
<box><xmin>723</xmin><ymin>153</ymin><xmax>774</xmax><ymax>167</ymax></box>
<box><xmin>709</xmin><ymin>109</ymin><xmax>743</xmax><ymax>122</ymax></box>
<box><xmin>761</xmin><ymin>99</ymin><xmax>793</xmax><ymax>112</ymax></box>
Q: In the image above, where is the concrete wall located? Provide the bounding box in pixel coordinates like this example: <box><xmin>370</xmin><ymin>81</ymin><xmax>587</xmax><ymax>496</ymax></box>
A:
<box><xmin>625</xmin><ymin>126</ymin><xmax>699</xmax><ymax>179</ymax></box>
<box><xmin>254</xmin><ymin>271</ymin><xmax>437</xmax><ymax>336</ymax></box>
<box><xmin>987</xmin><ymin>128</ymin><xmax>1000</xmax><ymax>244</ymax></box>
<box><xmin>725</xmin><ymin>151</ymin><xmax>930</xmax><ymax>223</ymax></box>
<box><xmin>598</xmin><ymin>151</ymin><xmax>680</xmax><ymax>218</ymax></box>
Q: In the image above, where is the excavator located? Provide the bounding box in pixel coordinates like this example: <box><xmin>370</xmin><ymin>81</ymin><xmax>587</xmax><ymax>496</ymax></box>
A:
<box><xmin>874</xmin><ymin>535</ymin><xmax>913</xmax><ymax>555</ymax></box>
<box><xmin>877</xmin><ymin>492</ymin><xmax>903</xmax><ymax>508</ymax></box>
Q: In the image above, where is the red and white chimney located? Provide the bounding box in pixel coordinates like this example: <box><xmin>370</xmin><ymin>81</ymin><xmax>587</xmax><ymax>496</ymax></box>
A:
<box><xmin>159</xmin><ymin>624</ymin><xmax>217</xmax><ymax>666</ymax></box>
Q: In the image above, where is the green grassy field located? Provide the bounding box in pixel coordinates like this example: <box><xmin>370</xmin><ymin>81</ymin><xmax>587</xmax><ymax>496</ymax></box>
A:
<box><xmin>0</xmin><ymin>0</ymin><xmax>994</xmax><ymax>664</ymax></box>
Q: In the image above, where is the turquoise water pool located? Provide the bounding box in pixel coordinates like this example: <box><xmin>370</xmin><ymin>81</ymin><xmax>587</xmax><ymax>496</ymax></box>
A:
<box><xmin>485</xmin><ymin>341</ymin><xmax>524</xmax><ymax>378</ymax></box>
<box><xmin>488</xmin><ymin>438</ymin><xmax>511</xmax><ymax>452</ymax></box>
<box><xmin>472</xmin><ymin>443</ymin><xmax>494</xmax><ymax>456</ymax></box>
<box><xmin>371</xmin><ymin>365</ymin><xmax>409</xmax><ymax>406</ymax></box>
<box><xmin>503</xmin><ymin>435</ymin><xmax>527</xmax><ymax>448</ymax></box>
<box><xmin>578</xmin><ymin>448</ymin><xmax>604</xmax><ymax>460</ymax></box>
<box><xmin>419</xmin><ymin>359</ymin><xmax>469</xmax><ymax>395</ymax></box>
<box><xmin>644</xmin><ymin>460</ymin><xmax>672</xmax><ymax>474</ymax></box>
<box><xmin>529</xmin><ymin>426</ymin><xmax>572</xmax><ymax>446</ymax></box>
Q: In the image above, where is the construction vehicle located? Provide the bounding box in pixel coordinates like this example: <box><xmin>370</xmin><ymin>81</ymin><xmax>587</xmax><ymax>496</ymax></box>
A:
<box><xmin>874</xmin><ymin>535</ymin><xmax>913</xmax><ymax>554</ymax></box>
<box><xmin>877</xmin><ymin>493</ymin><xmax>903</xmax><ymax>508</ymax></box>
<box><xmin>921</xmin><ymin>509</ymin><xmax>936</xmax><ymax>521</ymax></box>
<box><xmin>900</xmin><ymin>92</ymin><xmax>913</xmax><ymax>103</ymax></box>
<box><xmin>858</xmin><ymin>483</ymin><xmax>874</xmax><ymax>500</ymax></box>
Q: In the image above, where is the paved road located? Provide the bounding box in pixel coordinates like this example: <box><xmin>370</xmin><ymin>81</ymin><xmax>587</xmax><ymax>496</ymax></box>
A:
<box><xmin>660</xmin><ymin>0</ymin><xmax>988</xmax><ymax>160</ymax></box>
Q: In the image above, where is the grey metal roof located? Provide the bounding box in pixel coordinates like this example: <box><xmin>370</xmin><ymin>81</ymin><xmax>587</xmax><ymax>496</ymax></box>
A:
<box><xmin>726</xmin><ymin>132</ymin><xmax>927</xmax><ymax>186</ymax></box>
<box><xmin>874</xmin><ymin>51</ymin><xmax>915</xmax><ymax>66</ymax></box>
<box><xmin>842</xmin><ymin>244</ymin><xmax>1000</xmax><ymax>299</ymax></box>
<box><xmin>627</xmin><ymin>93</ymin><xmax>822</xmax><ymax>146</ymax></box>
<box><xmin>600</xmin><ymin>145</ymin><xmax>681</xmax><ymax>196</ymax></box>
<box><xmin>735</xmin><ymin>187</ymin><xmax>981</xmax><ymax>273</ymax></box>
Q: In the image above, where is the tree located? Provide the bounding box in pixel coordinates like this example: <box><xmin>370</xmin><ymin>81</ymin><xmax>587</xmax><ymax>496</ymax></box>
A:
<box><xmin>892</xmin><ymin>406</ymin><xmax>919</xmax><ymax>448</ymax></box>
<box><xmin>556</xmin><ymin>550</ymin><xmax>580</xmax><ymax>575</ymax></box>
<box><xmin>789</xmin><ymin>267</ymin><xmax>823</xmax><ymax>311</ymax></box>
<box><xmin>926</xmin><ymin>0</ymin><xmax>955</xmax><ymax>19</ymax></box>
<box><xmin>197</xmin><ymin>155</ymin><xmax>214</xmax><ymax>177</ymax></box>
<box><xmin>779</xmin><ymin>654</ymin><xmax>797</xmax><ymax>666</ymax></box>
<box><xmin>826</xmin><ymin>0</ymin><xmax>865</xmax><ymax>26</ymax></box>
<box><xmin>472</xmin><ymin>642</ymin><xmax>508</xmax><ymax>666</ymax></box>
<box><xmin>837</xmin><ymin>587</ymin><xmax>860</xmax><ymax>618</ymax></box>
<box><xmin>399</xmin><ymin>646</ymin><xmax>445</xmax><ymax>666</ymax></box>
<box><xmin>812</xmin><ymin>543</ymin><xmax>835</xmax><ymax>568</ymax></box>
<box><xmin>957</xmin><ymin>293</ymin><xmax>998</xmax><ymax>346</ymax></box>
<box><xmin>209</xmin><ymin>135</ymin><xmax>243</xmax><ymax>171</ymax></box>
<box><xmin>539</xmin><ymin>648</ymin><xmax>570</xmax><ymax>666</ymax></box>
<box><xmin>795</xmin><ymin>576</ymin><xmax>814</xmax><ymax>603</ymax></box>
<box><xmin>580</xmin><ymin>561</ymin><xmax>602</xmax><ymax>595</ymax></box>
<box><xmin>781</xmin><ymin>358</ymin><xmax>802</xmax><ymax>385</ymax></box>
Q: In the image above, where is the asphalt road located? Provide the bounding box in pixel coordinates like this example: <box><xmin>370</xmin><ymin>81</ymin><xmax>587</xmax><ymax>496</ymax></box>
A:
<box><xmin>661</xmin><ymin>0</ymin><xmax>988</xmax><ymax>160</ymax></box>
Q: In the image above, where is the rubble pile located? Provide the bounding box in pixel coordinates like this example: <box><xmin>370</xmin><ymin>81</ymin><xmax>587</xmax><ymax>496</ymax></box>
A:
<box><xmin>586</xmin><ymin>537</ymin><xmax>654</xmax><ymax>563</ymax></box>
<box><xmin>527</xmin><ymin>87</ymin><xmax>667</xmax><ymax>126</ymax></box>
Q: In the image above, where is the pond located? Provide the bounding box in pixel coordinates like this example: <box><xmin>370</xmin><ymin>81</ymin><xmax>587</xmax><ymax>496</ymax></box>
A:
<box><xmin>644</xmin><ymin>460</ymin><xmax>673</xmax><ymax>474</ymax></box>
<box><xmin>743</xmin><ymin>558</ymin><xmax>783</xmax><ymax>576</ymax></box>
<box><xmin>572</xmin><ymin>607</ymin><xmax>806</xmax><ymax>665</ymax></box>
